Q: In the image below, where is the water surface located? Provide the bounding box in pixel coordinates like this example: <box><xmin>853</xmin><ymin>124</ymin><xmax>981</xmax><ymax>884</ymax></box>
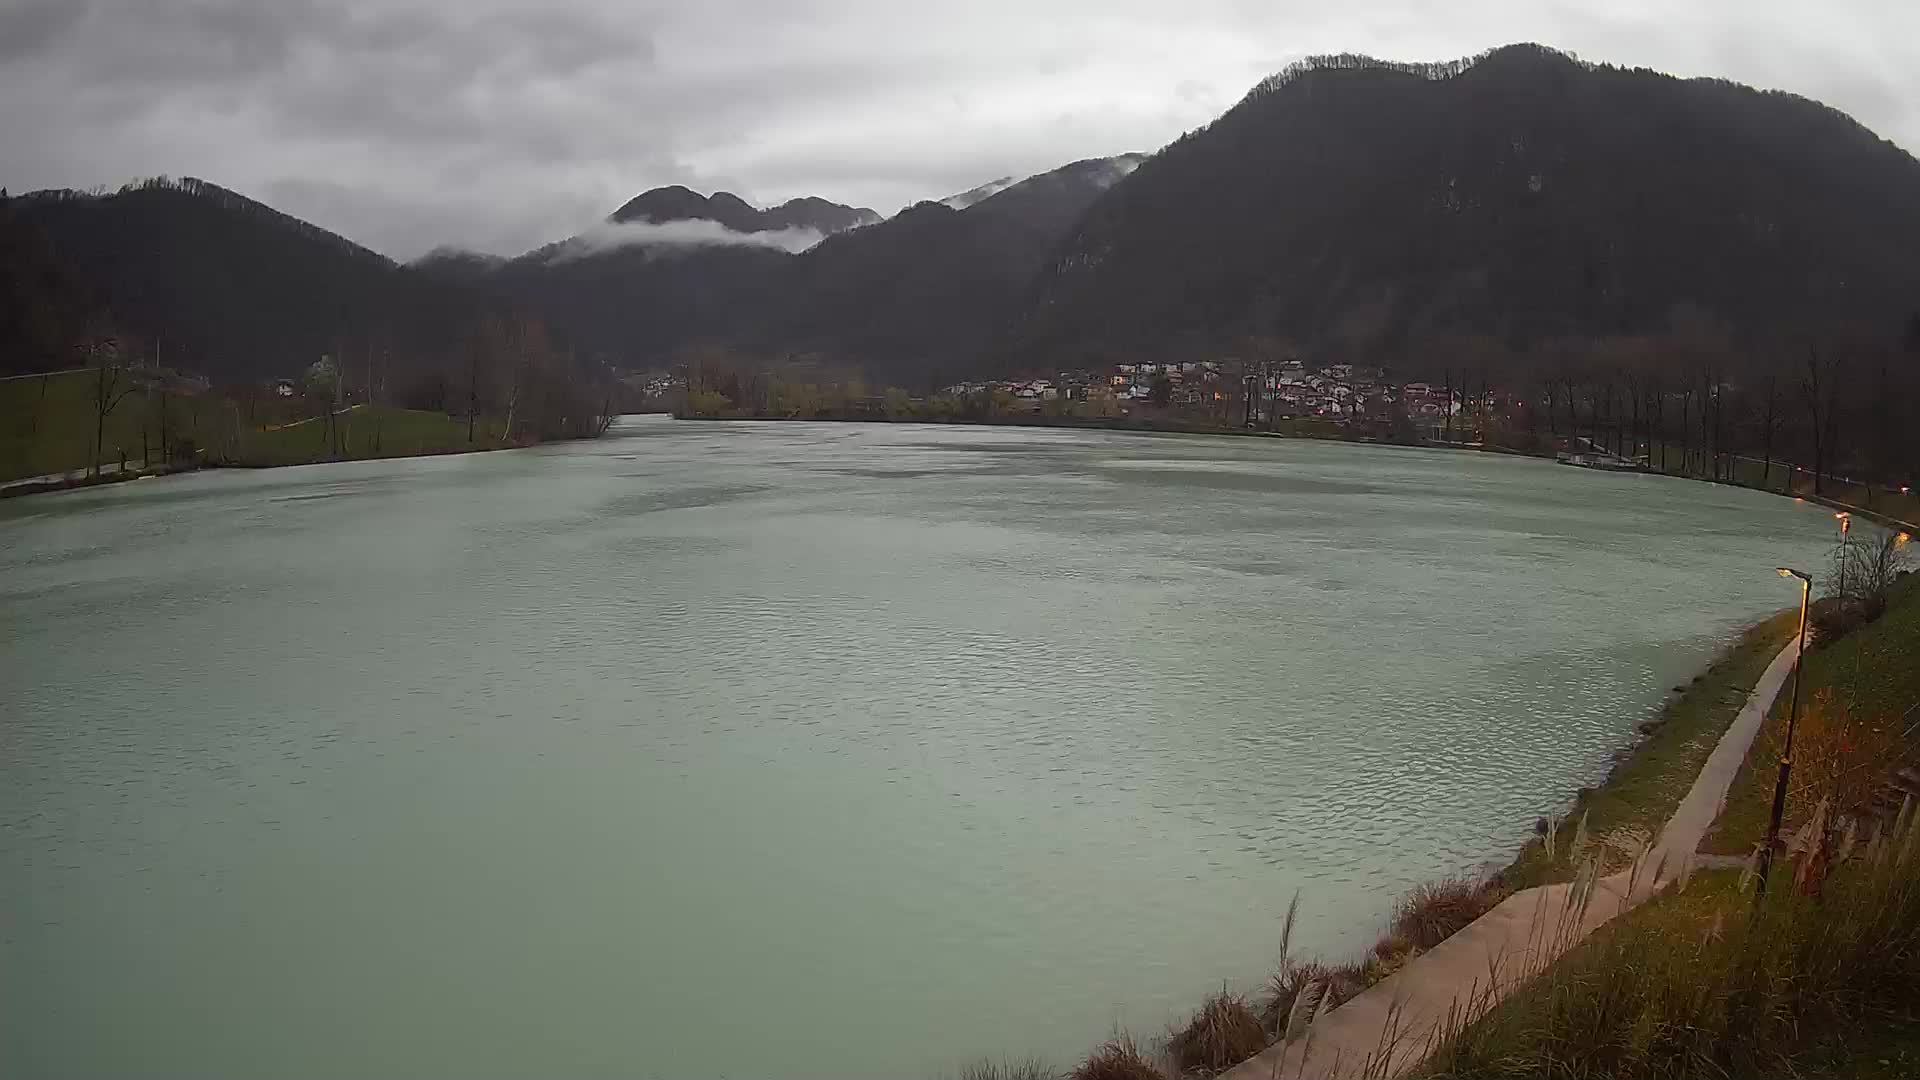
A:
<box><xmin>1</xmin><ymin>419</ymin><xmax>1837</xmax><ymax>1078</ymax></box>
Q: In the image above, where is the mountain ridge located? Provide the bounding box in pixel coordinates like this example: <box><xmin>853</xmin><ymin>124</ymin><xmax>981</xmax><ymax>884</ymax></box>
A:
<box><xmin>9</xmin><ymin>45</ymin><xmax>1920</xmax><ymax>389</ymax></box>
<box><xmin>1014</xmin><ymin>44</ymin><xmax>1920</xmax><ymax>365</ymax></box>
<box><xmin>608</xmin><ymin>185</ymin><xmax>880</xmax><ymax>237</ymax></box>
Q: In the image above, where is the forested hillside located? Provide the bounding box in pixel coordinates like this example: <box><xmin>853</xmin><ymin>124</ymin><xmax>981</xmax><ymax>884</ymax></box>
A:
<box><xmin>1014</xmin><ymin>45</ymin><xmax>1920</xmax><ymax>366</ymax></box>
<box><xmin>1</xmin><ymin>179</ymin><xmax>622</xmax><ymax>456</ymax></box>
<box><xmin>6</xmin><ymin>45</ymin><xmax>1918</xmax><ymax>415</ymax></box>
<box><xmin>455</xmin><ymin>155</ymin><xmax>1145</xmax><ymax>385</ymax></box>
<box><xmin>4</xmin><ymin>178</ymin><xmax>479</xmax><ymax>382</ymax></box>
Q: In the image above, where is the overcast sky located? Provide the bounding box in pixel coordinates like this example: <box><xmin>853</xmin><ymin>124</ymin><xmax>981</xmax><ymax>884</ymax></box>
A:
<box><xmin>3</xmin><ymin>0</ymin><xmax>1916</xmax><ymax>260</ymax></box>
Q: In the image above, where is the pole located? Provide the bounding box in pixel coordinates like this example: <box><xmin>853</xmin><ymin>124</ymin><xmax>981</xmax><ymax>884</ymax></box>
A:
<box><xmin>1837</xmin><ymin>515</ymin><xmax>1850</xmax><ymax>604</ymax></box>
<box><xmin>1756</xmin><ymin>575</ymin><xmax>1810</xmax><ymax>899</ymax></box>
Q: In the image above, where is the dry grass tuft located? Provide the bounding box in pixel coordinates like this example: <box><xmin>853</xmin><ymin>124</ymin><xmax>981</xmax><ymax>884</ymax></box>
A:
<box><xmin>960</xmin><ymin>1053</ymin><xmax>1067</xmax><ymax>1068</ymax></box>
<box><xmin>1389</xmin><ymin>875</ymin><xmax>1507</xmax><ymax>951</ymax></box>
<box><xmin>1421</xmin><ymin>808</ymin><xmax>1920</xmax><ymax>1078</ymax></box>
<box><xmin>956</xmin><ymin>1059</ymin><xmax>1056</xmax><ymax>1080</ymax></box>
<box><xmin>1070</xmin><ymin>1034</ymin><xmax>1162</xmax><ymax>1080</ymax></box>
<box><xmin>1168</xmin><ymin>990</ymin><xmax>1267</xmax><ymax>1075</ymax></box>
<box><xmin>1257</xmin><ymin>959</ymin><xmax>1371</xmax><ymax>1037</ymax></box>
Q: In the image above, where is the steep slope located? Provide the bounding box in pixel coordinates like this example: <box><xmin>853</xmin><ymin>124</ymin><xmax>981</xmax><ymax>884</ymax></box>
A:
<box><xmin>941</xmin><ymin>176</ymin><xmax>1017</xmax><ymax>210</ymax></box>
<box><xmin>10</xmin><ymin>179</ymin><xmax>400</xmax><ymax>379</ymax></box>
<box><xmin>480</xmin><ymin>156</ymin><xmax>1143</xmax><ymax>376</ymax></box>
<box><xmin>7</xmin><ymin>178</ymin><xmax>524</xmax><ymax>384</ymax></box>
<box><xmin>1016</xmin><ymin>45</ymin><xmax>1920</xmax><ymax>365</ymax></box>
<box><xmin>0</xmin><ymin>196</ymin><xmax>96</xmax><ymax>374</ymax></box>
<box><xmin>743</xmin><ymin>154</ymin><xmax>1149</xmax><ymax>381</ymax></box>
<box><xmin>488</xmin><ymin>241</ymin><xmax>789</xmax><ymax>367</ymax></box>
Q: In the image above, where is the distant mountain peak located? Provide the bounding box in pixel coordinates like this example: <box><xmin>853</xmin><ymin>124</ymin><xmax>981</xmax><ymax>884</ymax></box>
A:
<box><xmin>608</xmin><ymin>186</ymin><xmax>877</xmax><ymax>237</ymax></box>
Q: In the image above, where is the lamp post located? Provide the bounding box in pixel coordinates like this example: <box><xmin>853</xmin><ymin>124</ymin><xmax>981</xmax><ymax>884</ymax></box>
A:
<box><xmin>1756</xmin><ymin>566</ymin><xmax>1812</xmax><ymax>898</ymax></box>
<box><xmin>1834</xmin><ymin>512</ymin><xmax>1851</xmax><ymax>605</ymax></box>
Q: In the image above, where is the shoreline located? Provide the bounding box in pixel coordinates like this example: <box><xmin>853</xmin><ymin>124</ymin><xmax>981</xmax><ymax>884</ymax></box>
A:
<box><xmin>681</xmin><ymin>412</ymin><xmax>1920</xmax><ymax>532</ymax></box>
<box><xmin>1496</xmin><ymin>608</ymin><xmax>1798</xmax><ymax>887</ymax></box>
<box><xmin>1222</xmin><ymin>634</ymin><xmax>1804</xmax><ymax>1080</ymax></box>
<box><xmin>986</xmin><ymin>606</ymin><xmax>1801</xmax><ymax>1079</ymax></box>
<box><xmin>0</xmin><ymin>439</ymin><xmax>543</xmax><ymax>502</ymax></box>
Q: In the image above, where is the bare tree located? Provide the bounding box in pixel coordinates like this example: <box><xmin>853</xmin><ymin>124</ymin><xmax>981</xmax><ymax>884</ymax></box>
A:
<box><xmin>83</xmin><ymin>326</ymin><xmax>137</xmax><ymax>478</ymax></box>
<box><xmin>1649</xmin><ymin>373</ymin><xmax>1666</xmax><ymax>472</ymax></box>
<box><xmin>1757</xmin><ymin>374</ymin><xmax>1781</xmax><ymax>491</ymax></box>
<box><xmin>1801</xmin><ymin>346</ymin><xmax>1843</xmax><ymax>497</ymax></box>
<box><xmin>1828</xmin><ymin>528</ymin><xmax>1913</xmax><ymax>616</ymax></box>
<box><xmin>1868</xmin><ymin>354</ymin><xmax>1892</xmax><ymax>508</ymax></box>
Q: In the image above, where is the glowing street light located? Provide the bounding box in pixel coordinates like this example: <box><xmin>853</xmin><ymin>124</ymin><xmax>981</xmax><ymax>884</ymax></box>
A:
<box><xmin>1756</xmin><ymin>567</ymin><xmax>1812</xmax><ymax>899</ymax></box>
<box><xmin>1835</xmin><ymin>513</ymin><xmax>1851</xmax><ymax>606</ymax></box>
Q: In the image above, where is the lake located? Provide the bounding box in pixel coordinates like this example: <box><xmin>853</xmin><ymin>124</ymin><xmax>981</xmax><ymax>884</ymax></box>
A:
<box><xmin>0</xmin><ymin>418</ymin><xmax>1838</xmax><ymax>1078</ymax></box>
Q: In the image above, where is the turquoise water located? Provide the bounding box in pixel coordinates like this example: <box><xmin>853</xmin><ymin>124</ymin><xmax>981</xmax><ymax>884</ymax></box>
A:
<box><xmin>0</xmin><ymin>418</ymin><xmax>1837</xmax><ymax>1078</ymax></box>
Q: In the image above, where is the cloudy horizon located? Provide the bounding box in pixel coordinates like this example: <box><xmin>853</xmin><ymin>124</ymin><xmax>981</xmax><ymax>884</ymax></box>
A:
<box><xmin>3</xmin><ymin>0</ymin><xmax>1916</xmax><ymax>261</ymax></box>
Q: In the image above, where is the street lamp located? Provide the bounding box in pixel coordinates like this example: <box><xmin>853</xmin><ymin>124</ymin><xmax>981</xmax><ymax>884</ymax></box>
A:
<box><xmin>1835</xmin><ymin>512</ymin><xmax>1851</xmax><ymax>607</ymax></box>
<box><xmin>1756</xmin><ymin>566</ymin><xmax>1812</xmax><ymax>899</ymax></box>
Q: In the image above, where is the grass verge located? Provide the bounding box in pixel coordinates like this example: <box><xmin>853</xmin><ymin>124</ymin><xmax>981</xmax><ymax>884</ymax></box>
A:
<box><xmin>1705</xmin><ymin>571</ymin><xmax>1920</xmax><ymax>855</ymax></box>
<box><xmin>2</xmin><ymin>370</ymin><xmax>515</xmax><ymax>482</ymax></box>
<box><xmin>1416</xmin><ymin>573</ymin><xmax>1920</xmax><ymax>1079</ymax></box>
<box><xmin>945</xmin><ymin>607</ymin><xmax>1810</xmax><ymax>1080</ymax></box>
<box><xmin>1503</xmin><ymin>611</ymin><xmax>1797</xmax><ymax>888</ymax></box>
<box><xmin>1421</xmin><ymin>803</ymin><xmax>1920</xmax><ymax>1078</ymax></box>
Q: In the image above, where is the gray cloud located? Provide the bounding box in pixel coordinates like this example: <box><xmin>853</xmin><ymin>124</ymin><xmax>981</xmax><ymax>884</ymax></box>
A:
<box><xmin>0</xmin><ymin>0</ymin><xmax>88</xmax><ymax>62</ymax></box>
<box><xmin>3</xmin><ymin>0</ymin><xmax>1916</xmax><ymax>260</ymax></box>
<box><xmin>546</xmin><ymin>219</ymin><xmax>825</xmax><ymax>261</ymax></box>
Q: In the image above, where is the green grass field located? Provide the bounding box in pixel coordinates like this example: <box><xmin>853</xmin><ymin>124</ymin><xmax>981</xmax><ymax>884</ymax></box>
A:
<box><xmin>232</xmin><ymin>406</ymin><xmax>506</xmax><ymax>467</ymax></box>
<box><xmin>2</xmin><ymin>369</ymin><xmax>507</xmax><ymax>481</ymax></box>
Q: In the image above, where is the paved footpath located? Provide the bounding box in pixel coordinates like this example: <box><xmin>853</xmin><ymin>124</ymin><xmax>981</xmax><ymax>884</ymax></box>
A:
<box><xmin>1225</xmin><ymin>639</ymin><xmax>1801</xmax><ymax>1080</ymax></box>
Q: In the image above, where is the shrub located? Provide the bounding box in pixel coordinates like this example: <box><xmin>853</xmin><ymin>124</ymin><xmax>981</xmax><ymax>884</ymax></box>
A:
<box><xmin>1168</xmin><ymin>991</ymin><xmax>1267</xmax><ymax>1075</ymax></box>
<box><xmin>1070</xmin><ymin>1035</ymin><xmax>1161</xmax><ymax>1080</ymax></box>
<box><xmin>1421</xmin><ymin>810</ymin><xmax>1920</xmax><ymax>1078</ymax></box>
<box><xmin>1389</xmin><ymin>875</ymin><xmax>1507</xmax><ymax>951</ymax></box>
<box><xmin>1809</xmin><ymin>595</ymin><xmax>1883</xmax><ymax>648</ymax></box>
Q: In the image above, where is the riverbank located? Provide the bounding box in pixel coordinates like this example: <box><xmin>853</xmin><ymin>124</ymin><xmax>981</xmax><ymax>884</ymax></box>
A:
<box><xmin>955</xmin><ymin>607</ymin><xmax>1807</xmax><ymax>1080</ymax></box>
<box><xmin>0</xmin><ymin>399</ymin><xmax>592</xmax><ymax>500</ymax></box>
<box><xmin>0</xmin><ymin>436</ymin><xmax>549</xmax><ymax>500</ymax></box>
<box><xmin>679</xmin><ymin>410</ymin><xmax>1565</xmax><ymax>462</ymax></box>
<box><xmin>685</xmin><ymin>412</ymin><xmax>1920</xmax><ymax>533</ymax></box>
<box><xmin>0</xmin><ymin>369</ymin><xmax>525</xmax><ymax>489</ymax></box>
<box><xmin>1417</xmin><ymin>572</ymin><xmax>1920</xmax><ymax>1079</ymax></box>
<box><xmin>677</xmin><ymin>409</ymin><xmax>1370</xmax><ymax>444</ymax></box>
<box><xmin>1502</xmin><ymin>610</ymin><xmax>1799</xmax><ymax>888</ymax></box>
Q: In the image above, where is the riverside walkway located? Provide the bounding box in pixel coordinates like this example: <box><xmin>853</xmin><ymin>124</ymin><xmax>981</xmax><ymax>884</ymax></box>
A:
<box><xmin>1225</xmin><ymin>639</ymin><xmax>1802</xmax><ymax>1079</ymax></box>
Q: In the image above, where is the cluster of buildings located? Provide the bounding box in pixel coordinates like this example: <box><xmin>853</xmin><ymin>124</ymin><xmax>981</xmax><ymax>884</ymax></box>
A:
<box><xmin>943</xmin><ymin>360</ymin><xmax>1470</xmax><ymax>422</ymax></box>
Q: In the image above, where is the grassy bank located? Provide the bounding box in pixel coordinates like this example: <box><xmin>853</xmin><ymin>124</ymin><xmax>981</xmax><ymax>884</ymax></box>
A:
<box><xmin>1413</xmin><ymin>571</ymin><xmax>1920</xmax><ymax>1079</ymax></box>
<box><xmin>1504</xmin><ymin>612</ymin><xmax>1799</xmax><ymax>888</ymax></box>
<box><xmin>2</xmin><ymin>369</ymin><xmax>510</xmax><ymax>484</ymax></box>
<box><xmin>943</xmin><ymin>606</ymin><xmax>1814</xmax><ymax>1079</ymax></box>
<box><xmin>1420</xmin><ymin>819</ymin><xmax>1920</xmax><ymax>1079</ymax></box>
<box><xmin>1704</xmin><ymin>570</ymin><xmax>1920</xmax><ymax>856</ymax></box>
